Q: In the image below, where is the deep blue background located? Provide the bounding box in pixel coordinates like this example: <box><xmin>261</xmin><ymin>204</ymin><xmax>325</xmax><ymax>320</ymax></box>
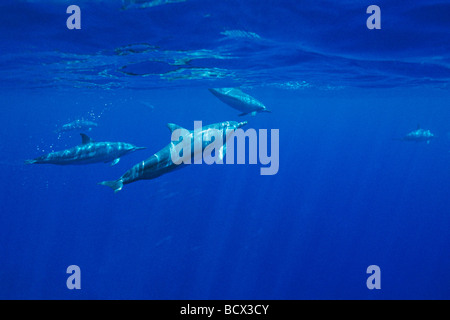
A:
<box><xmin>0</xmin><ymin>0</ymin><xmax>449</xmax><ymax>299</ymax></box>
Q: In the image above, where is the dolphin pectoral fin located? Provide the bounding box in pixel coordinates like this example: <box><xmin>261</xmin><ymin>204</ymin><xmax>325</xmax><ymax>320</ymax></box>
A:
<box><xmin>24</xmin><ymin>159</ymin><xmax>36</xmax><ymax>165</ymax></box>
<box><xmin>238</xmin><ymin>112</ymin><xmax>249</xmax><ymax>116</ymax></box>
<box><xmin>110</xmin><ymin>158</ymin><xmax>120</xmax><ymax>166</ymax></box>
<box><xmin>98</xmin><ymin>179</ymin><xmax>123</xmax><ymax>193</ymax></box>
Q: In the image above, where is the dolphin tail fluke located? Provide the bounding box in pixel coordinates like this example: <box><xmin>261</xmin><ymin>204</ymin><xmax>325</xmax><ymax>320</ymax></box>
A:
<box><xmin>24</xmin><ymin>159</ymin><xmax>36</xmax><ymax>165</ymax></box>
<box><xmin>98</xmin><ymin>179</ymin><xmax>123</xmax><ymax>193</ymax></box>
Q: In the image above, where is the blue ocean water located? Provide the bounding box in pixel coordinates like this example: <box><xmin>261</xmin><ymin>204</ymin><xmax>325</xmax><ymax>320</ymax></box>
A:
<box><xmin>0</xmin><ymin>0</ymin><xmax>449</xmax><ymax>299</ymax></box>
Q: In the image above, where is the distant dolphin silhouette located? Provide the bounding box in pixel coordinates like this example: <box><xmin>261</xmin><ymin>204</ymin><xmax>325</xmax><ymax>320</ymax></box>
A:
<box><xmin>56</xmin><ymin>119</ymin><xmax>98</xmax><ymax>133</ymax></box>
<box><xmin>25</xmin><ymin>134</ymin><xmax>145</xmax><ymax>166</ymax></box>
<box><xmin>396</xmin><ymin>125</ymin><xmax>435</xmax><ymax>144</ymax></box>
<box><xmin>209</xmin><ymin>87</ymin><xmax>271</xmax><ymax>116</ymax></box>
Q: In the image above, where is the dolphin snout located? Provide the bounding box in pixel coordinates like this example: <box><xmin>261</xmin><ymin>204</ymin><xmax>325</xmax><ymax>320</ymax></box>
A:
<box><xmin>134</xmin><ymin>147</ymin><xmax>147</xmax><ymax>151</ymax></box>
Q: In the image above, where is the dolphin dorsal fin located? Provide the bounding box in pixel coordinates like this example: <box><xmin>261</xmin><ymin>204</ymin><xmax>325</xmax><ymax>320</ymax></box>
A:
<box><xmin>80</xmin><ymin>133</ymin><xmax>93</xmax><ymax>144</ymax></box>
<box><xmin>167</xmin><ymin>123</ymin><xmax>187</xmax><ymax>133</ymax></box>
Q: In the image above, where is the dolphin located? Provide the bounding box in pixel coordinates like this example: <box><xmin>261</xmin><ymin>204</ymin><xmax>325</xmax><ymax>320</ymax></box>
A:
<box><xmin>57</xmin><ymin>119</ymin><xmax>98</xmax><ymax>133</ymax></box>
<box><xmin>397</xmin><ymin>125</ymin><xmax>435</xmax><ymax>144</ymax></box>
<box><xmin>208</xmin><ymin>87</ymin><xmax>270</xmax><ymax>116</ymax></box>
<box><xmin>25</xmin><ymin>134</ymin><xmax>146</xmax><ymax>166</ymax></box>
<box><xmin>99</xmin><ymin>120</ymin><xmax>247</xmax><ymax>192</ymax></box>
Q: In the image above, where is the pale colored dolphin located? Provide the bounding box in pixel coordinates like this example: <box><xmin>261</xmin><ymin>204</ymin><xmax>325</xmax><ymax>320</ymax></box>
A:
<box><xmin>209</xmin><ymin>87</ymin><xmax>270</xmax><ymax>116</ymax></box>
